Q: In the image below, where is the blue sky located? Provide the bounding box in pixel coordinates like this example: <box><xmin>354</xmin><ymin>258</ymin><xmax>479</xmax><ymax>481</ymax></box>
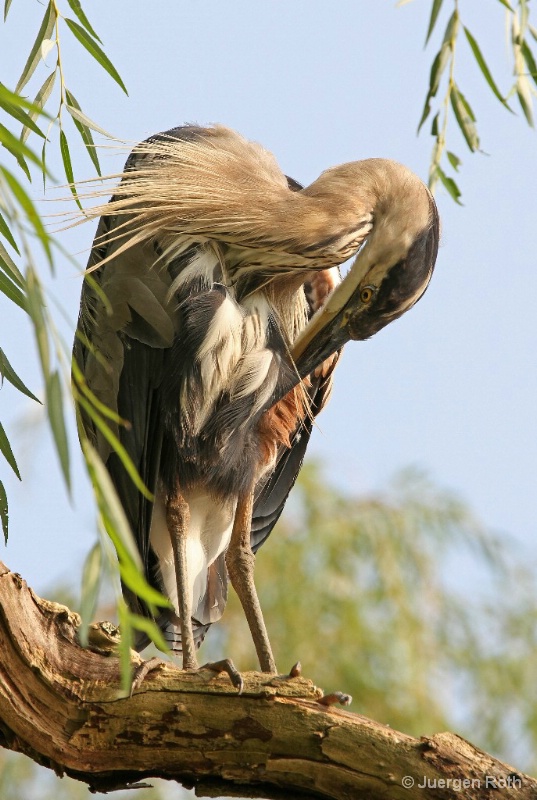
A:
<box><xmin>1</xmin><ymin>1</ymin><xmax>536</xmax><ymax>601</ymax></box>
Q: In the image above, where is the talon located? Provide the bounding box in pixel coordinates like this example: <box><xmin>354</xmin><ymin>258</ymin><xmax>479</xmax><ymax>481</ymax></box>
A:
<box><xmin>201</xmin><ymin>658</ymin><xmax>244</xmax><ymax>693</ymax></box>
<box><xmin>131</xmin><ymin>656</ymin><xmax>166</xmax><ymax>695</ymax></box>
<box><xmin>289</xmin><ymin>661</ymin><xmax>302</xmax><ymax>678</ymax></box>
<box><xmin>318</xmin><ymin>691</ymin><xmax>352</xmax><ymax>707</ymax></box>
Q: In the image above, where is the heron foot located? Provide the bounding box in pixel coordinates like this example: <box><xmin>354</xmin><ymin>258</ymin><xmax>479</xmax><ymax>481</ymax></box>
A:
<box><xmin>131</xmin><ymin>656</ymin><xmax>166</xmax><ymax>695</ymax></box>
<box><xmin>200</xmin><ymin>658</ymin><xmax>244</xmax><ymax>693</ymax></box>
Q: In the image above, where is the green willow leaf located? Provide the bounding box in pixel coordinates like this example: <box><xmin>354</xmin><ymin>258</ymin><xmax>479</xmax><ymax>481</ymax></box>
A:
<box><xmin>464</xmin><ymin>27</ymin><xmax>511</xmax><ymax>109</ymax></box>
<box><xmin>66</xmin><ymin>0</ymin><xmax>102</xmax><ymax>43</ymax></box>
<box><xmin>65</xmin><ymin>18</ymin><xmax>128</xmax><ymax>95</ymax></box>
<box><xmin>0</xmin><ymin>241</ymin><xmax>24</xmax><ymax>286</ymax></box>
<box><xmin>0</xmin><ymin>123</ymin><xmax>43</xmax><ymax>168</ymax></box>
<box><xmin>0</xmin><ymin>95</ymin><xmax>45</xmax><ymax>138</ymax></box>
<box><xmin>436</xmin><ymin>165</ymin><xmax>463</xmax><ymax>204</ymax></box>
<box><xmin>0</xmin><ymin>210</ymin><xmax>20</xmax><ymax>254</ymax></box>
<box><xmin>521</xmin><ymin>39</ymin><xmax>537</xmax><ymax>87</ymax></box>
<box><xmin>15</xmin><ymin>2</ymin><xmax>57</xmax><ymax>95</ymax></box>
<box><xmin>59</xmin><ymin>129</ymin><xmax>82</xmax><ymax>209</ymax></box>
<box><xmin>0</xmin><ymin>421</ymin><xmax>21</xmax><ymax>480</ymax></box>
<box><xmin>0</xmin><ymin>479</ymin><xmax>8</xmax><ymax>544</ymax></box>
<box><xmin>78</xmin><ymin>542</ymin><xmax>102</xmax><ymax>645</ymax></box>
<box><xmin>0</xmin><ymin>270</ymin><xmax>26</xmax><ymax>310</ymax></box>
<box><xmin>117</xmin><ymin>601</ymin><xmax>134</xmax><ymax>694</ymax></box>
<box><xmin>418</xmin><ymin>44</ymin><xmax>450</xmax><ymax>131</ymax></box>
<box><xmin>0</xmin><ymin>83</ymin><xmax>53</xmax><ymax>118</ymax></box>
<box><xmin>76</xmin><ymin>393</ymin><xmax>153</xmax><ymax>500</ymax></box>
<box><xmin>129</xmin><ymin>613</ymin><xmax>169</xmax><ymax>653</ymax></box>
<box><xmin>425</xmin><ymin>0</ymin><xmax>444</xmax><ymax>45</ymax></box>
<box><xmin>21</xmin><ymin>71</ymin><xmax>57</xmax><ymax>145</ymax></box>
<box><xmin>46</xmin><ymin>370</ymin><xmax>71</xmax><ymax>493</ymax></box>
<box><xmin>0</xmin><ymin>167</ymin><xmax>52</xmax><ymax>264</ymax></box>
<box><xmin>450</xmin><ymin>84</ymin><xmax>479</xmax><ymax>151</ymax></box>
<box><xmin>447</xmin><ymin>151</ymin><xmax>461</xmax><ymax>171</ymax></box>
<box><xmin>25</xmin><ymin>267</ymin><xmax>50</xmax><ymax>374</ymax></box>
<box><xmin>516</xmin><ymin>77</ymin><xmax>534</xmax><ymax>126</ymax></box>
<box><xmin>0</xmin><ymin>347</ymin><xmax>40</xmax><ymax>402</ymax></box>
<box><xmin>65</xmin><ymin>102</ymin><xmax>114</xmax><ymax>139</ymax></box>
<box><xmin>65</xmin><ymin>89</ymin><xmax>101</xmax><ymax>174</ymax></box>
<box><xmin>442</xmin><ymin>9</ymin><xmax>459</xmax><ymax>47</ymax></box>
<box><xmin>4</xmin><ymin>0</ymin><xmax>13</xmax><ymax>21</ymax></box>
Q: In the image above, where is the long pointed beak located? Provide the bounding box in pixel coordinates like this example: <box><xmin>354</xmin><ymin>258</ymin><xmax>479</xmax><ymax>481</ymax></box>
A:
<box><xmin>291</xmin><ymin>263</ymin><xmax>373</xmax><ymax>380</ymax></box>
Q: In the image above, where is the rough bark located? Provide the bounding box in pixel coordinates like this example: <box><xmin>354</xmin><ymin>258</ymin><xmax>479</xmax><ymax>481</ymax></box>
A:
<box><xmin>0</xmin><ymin>561</ymin><xmax>534</xmax><ymax>799</ymax></box>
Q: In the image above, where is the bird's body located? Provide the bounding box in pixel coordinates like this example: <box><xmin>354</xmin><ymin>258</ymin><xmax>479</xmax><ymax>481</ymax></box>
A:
<box><xmin>74</xmin><ymin>125</ymin><xmax>439</xmax><ymax>674</ymax></box>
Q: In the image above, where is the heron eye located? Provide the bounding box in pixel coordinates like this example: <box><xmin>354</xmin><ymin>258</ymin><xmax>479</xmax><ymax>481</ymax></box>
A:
<box><xmin>360</xmin><ymin>286</ymin><xmax>374</xmax><ymax>304</ymax></box>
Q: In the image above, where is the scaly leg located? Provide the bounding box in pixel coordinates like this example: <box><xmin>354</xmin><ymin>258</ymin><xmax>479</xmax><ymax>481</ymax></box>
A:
<box><xmin>225</xmin><ymin>488</ymin><xmax>277</xmax><ymax>673</ymax></box>
<box><xmin>166</xmin><ymin>490</ymin><xmax>198</xmax><ymax>671</ymax></box>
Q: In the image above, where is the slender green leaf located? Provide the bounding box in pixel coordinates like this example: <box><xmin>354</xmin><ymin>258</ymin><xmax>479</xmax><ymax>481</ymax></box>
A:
<box><xmin>21</xmin><ymin>71</ymin><xmax>57</xmax><ymax>145</ymax></box>
<box><xmin>77</xmin><ymin>394</ymin><xmax>152</xmax><ymax>500</ymax></box>
<box><xmin>450</xmin><ymin>84</ymin><xmax>480</xmax><ymax>151</ymax></box>
<box><xmin>0</xmin><ymin>421</ymin><xmax>21</xmax><ymax>480</ymax></box>
<box><xmin>0</xmin><ymin>167</ymin><xmax>52</xmax><ymax>263</ymax></box>
<box><xmin>129</xmin><ymin>613</ymin><xmax>169</xmax><ymax>653</ymax></box>
<box><xmin>117</xmin><ymin>601</ymin><xmax>134</xmax><ymax>694</ymax></box>
<box><xmin>72</xmin><ymin>359</ymin><xmax>127</xmax><ymax>425</ymax></box>
<box><xmin>0</xmin><ymin>95</ymin><xmax>45</xmax><ymax>138</ymax></box>
<box><xmin>66</xmin><ymin>0</ymin><xmax>102</xmax><ymax>43</ymax></box>
<box><xmin>431</xmin><ymin>112</ymin><xmax>439</xmax><ymax>136</ymax></box>
<box><xmin>4</xmin><ymin>0</ymin><xmax>13</xmax><ymax>21</ymax></box>
<box><xmin>418</xmin><ymin>44</ymin><xmax>451</xmax><ymax>131</ymax></box>
<box><xmin>436</xmin><ymin>165</ymin><xmax>463</xmax><ymax>204</ymax></box>
<box><xmin>46</xmin><ymin>370</ymin><xmax>71</xmax><ymax>492</ymax></box>
<box><xmin>25</xmin><ymin>267</ymin><xmax>50</xmax><ymax>374</ymax></box>
<box><xmin>447</xmin><ymin>151</ymin><xmax>461</xmax><ymax>171</ymax></box>
<box><xmin>496</xmin><ymin>0</ymin><xmax>514</xmax><ymax>9</ymax></box>
<box><xmin>441</xmin><ymin>9</ymin><xmax>459</xmax><ymax>47</ymax></box>
<box><xmin>530</xmin><ymin>24</ymin><xmax>537</xmax><ymax>43</ymax></box>
<box><xmin>84</xmin><ymin>444</ymin><xmax>170</xmax><ymax>615</ymax></box>
<box><xmin>464</xmin><ymin>27</ymin><xmax>511</xmax><ymax>109</ymax></box>
<box><xmin>516</xmin><ymin>77</ymin><xmax>534</xmax><ymax>126</ymax></box>
<box><xmin>0</xmin><ymin>480</ymin><xmax>8</xmax><ymax>544</ymax></box>
<box><xmin>59</xmin><ymin>129</ymin><xmax>82</xmax><ymax>209</ymax></box>
<box><xmin>0</xmin><ymin>84</ymin><xmax>53</xmax><ymax>118</ymax></box>
<box><xmin>0</xmin><ymin>347</ymin><xmax>40</xmax><ymax>402</ymax></box>
<box><xmin>0</xmin><ymin>210</ymin><xmax>19</xmax><ymax>254</ymax></box>
<box><xmin>0</xmin><ymin>241</ymin><xmax>24</xmax><ymax>286</ymax></box>
<box><xmin>0</xmin><ymin>270</ymin><xmax>26</xmax><ymax>310</ymax></box>
<box><xmin>78</xmin><ymin>542</ymin><xmax>102</xmax><ymax>645</ymax></box>
<box><xmin>521</xmin><ymin>39</ymin><xmax>537</xmax><ymax>87</ymax></box>
<box><xmin>65</xmin><ymin>18</ymin><xmax>128</xmax><ymax>95</ymax></box>
<box><xmin>425</xmin><ymin>0</ymin><xmax>444</xmax><ymax>45</ymax></box>
<box><xmin>83</xmin><ymin>441</ymin><xmax>143</xmax><ymax>570</ymax></box>
<box><xmin>15</xmin><ymin>2</ymin><xmax>57</xmax><ymax>95</ymax></box>
<box><xmin>65</xmin><ymin>102</ymin><xmax>114</xmax><ymax>139</ymax></box>
<box><xmin>0</xmin><ymin>123</ymin><xmax>43</xmax><ymax>168</ymax></box>
<box><xmin>65</xmin><ymin>89</ymin><xmax>101</xmax><ymax>174</ymax></box>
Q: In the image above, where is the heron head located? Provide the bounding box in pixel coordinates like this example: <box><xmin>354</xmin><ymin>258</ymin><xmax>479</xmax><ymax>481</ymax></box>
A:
<box><xmin>292</xmin><ymin>170</ymin><xmax>439</xmax><ymax>378</ymax></box>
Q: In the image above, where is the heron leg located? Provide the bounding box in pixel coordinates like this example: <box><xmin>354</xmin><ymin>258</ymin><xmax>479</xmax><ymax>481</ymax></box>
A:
<box><xmin>166</xmin><ymin>491</ymin><xmax>198</xmax><ymax>671</ymax></box>
<box><xmin>225</xmin><ymin>489</ymin><xmax>277</xmax><ymax>673</ymax></box>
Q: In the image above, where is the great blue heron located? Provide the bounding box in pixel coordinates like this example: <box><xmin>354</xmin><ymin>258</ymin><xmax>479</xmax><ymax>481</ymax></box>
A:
<box><xmin>74</xmin><ymin>125</ymin><xmax>439</xmax><ymax>685</ymax></box>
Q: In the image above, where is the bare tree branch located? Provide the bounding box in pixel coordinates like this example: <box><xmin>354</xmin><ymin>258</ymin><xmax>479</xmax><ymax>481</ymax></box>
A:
<box><xmin>0</xmin><ymin>561</ymin><xmax>534</xmax><ymax>799</ymax></box>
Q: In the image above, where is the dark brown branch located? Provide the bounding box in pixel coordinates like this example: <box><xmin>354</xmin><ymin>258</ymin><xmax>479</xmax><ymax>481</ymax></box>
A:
<box><xmin>0</xmin><ymin>560</ymin><xmax>534</xmax><ymax>799</ymax></box>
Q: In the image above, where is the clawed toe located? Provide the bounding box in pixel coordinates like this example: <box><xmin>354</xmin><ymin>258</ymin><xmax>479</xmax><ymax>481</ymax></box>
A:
<box><xmin>131</xmin><ymin>656</ymin><xmax>166</xmax><ymax>695</ymax></box>
<box><xmin>200</xmin><ymin>658</ymin><xmax>244</xmax><ymax>693</ymax></box>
